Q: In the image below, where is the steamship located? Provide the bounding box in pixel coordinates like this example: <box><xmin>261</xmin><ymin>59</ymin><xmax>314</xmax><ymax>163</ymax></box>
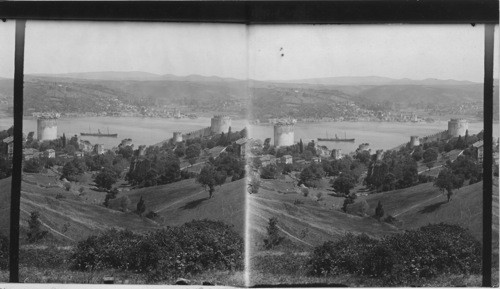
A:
<box><xmin>317</xmin><ymin>132</ymin><xmax>355</xmax><ymax>142</ymax></box>
<box><xmin>81</xmin><ymin>127</ymin><xmax>117</xmax><ymax>138</ymax></box>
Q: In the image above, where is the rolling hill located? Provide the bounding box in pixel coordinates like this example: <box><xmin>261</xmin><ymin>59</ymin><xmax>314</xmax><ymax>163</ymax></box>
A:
<box><xmin>0</xmin><ymin>176</ymin><xmax>246</xmax><ymax>243</ymax></box>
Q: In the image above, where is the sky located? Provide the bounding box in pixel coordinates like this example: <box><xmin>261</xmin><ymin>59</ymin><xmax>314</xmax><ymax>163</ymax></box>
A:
<box><xmin>0</xmin><ymin>21</ymin><xmax>498</xmax><ymax>82</ymax></box>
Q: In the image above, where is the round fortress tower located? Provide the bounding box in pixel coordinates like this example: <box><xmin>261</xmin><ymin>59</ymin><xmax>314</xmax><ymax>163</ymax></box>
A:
<box><xmin>447</xmin><ymin>119</ymin><xmax>468</xmax><ymax>138</ymax></box>
<box><xmin>210</xmin><ymin>115</ymin><xmax>232</xmax><ymax>134</ymax></box>
<box><xmin>274</xmin><ymin>119</ymin><xmax>296</xmax><ymax>147</ymax></box>
<box><xmin>173</xmin><ymin>131</ymin><xmax>183</xmax><ymax>143</ymax></box>
<box><xmin>410</xmin><ymin>136</ymin><xmax>420</xmax><ymax>148</ymax></box>
<box><xmin>37</xmin><ymin>114</ymin><xmax>59</xmax><ymax>141</ymax></box>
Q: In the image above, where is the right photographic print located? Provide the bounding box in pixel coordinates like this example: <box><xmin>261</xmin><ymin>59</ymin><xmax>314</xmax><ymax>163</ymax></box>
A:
<box><xmin>246</xmin><ymin>24</ymin><xmax>499</xmax><ymax>286</ymax></box>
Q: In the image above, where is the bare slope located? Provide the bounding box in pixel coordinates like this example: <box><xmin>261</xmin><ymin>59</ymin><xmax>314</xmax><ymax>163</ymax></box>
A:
<box><xmin>249</xmin><ymin>178</ymin><xmax>399</xmax><ymax>250</ymax></box>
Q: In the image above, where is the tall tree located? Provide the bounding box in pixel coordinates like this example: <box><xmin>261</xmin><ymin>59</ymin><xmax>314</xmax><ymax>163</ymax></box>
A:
<box><xmin>136</xmin><ymin>196</ymin><xmax>146</xmax><ymax>216</ymax></box>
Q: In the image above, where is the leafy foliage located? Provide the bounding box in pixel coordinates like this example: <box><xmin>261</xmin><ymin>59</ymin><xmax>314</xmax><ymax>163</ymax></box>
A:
<box><xmin>299</xmin><ymin>163</ymin><xmax>324</xmax><ymax>187</ymax></box>
<box><xmin>308</xmin><ymin>224</ymin><xmax>481</xmax><ymax>285</ymax></box>
<box><xmin>27</xmin><ymin>211</ymin><xmax>48</xmax><ymax>243</ymax></box>
<box><xmin>70</xmin><ymin>220</ymin><xmax>243</xmax><ymax>280</ymax></box>
<box><xmin>263</xmin><ymin>217</ymin><xmax>285</xmax><ymax>249</ymax></box>
<box><xmin>94</xmin><ymin>168</ymin><xmax>118</xmax><ymax>190</ymax></box>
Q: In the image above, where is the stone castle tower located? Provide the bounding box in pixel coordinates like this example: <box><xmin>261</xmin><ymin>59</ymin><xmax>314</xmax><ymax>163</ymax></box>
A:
<box><xmin>173</xmin><ymin>131</ymin><xmax>183</xmax><ymax>143</ymax></box>
<box><xmin>410</xmin><ymin>136</ymin><xmax>420</xmax><ymax>148</ymax></box>
<box><xmin>37</xmin><ymin>114</ymin><xmax>59</xmax><ymax>141</ymax></box>
<box><xmin>447</xmin><ymin>119</ymin><xmax>468</xmax><ymax>138</ymax></box>
<box><xmin>210</xmin><ymin>115</ymin><xmax>232</xmax><ymax>134</ymax></box>
<box><xmin>273</xmin><ymin>119</ymin><xmax>296</xmax><ymax>147</ymax></box>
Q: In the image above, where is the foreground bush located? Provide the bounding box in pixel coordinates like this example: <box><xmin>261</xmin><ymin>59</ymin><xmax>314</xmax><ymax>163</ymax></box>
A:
<box><xmin>309</xmin><ymin>223</ymin><xmax>481</xmax><ymax>284</ymax></box>
<box><xmin>70</xmin><ymin>220</ymin><xmax>243</xmax><ymax>280</ymax></box>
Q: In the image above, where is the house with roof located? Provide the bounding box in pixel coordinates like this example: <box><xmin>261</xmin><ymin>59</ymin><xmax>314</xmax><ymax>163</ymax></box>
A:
<box><xmin>281</xmin><ymin>154</ymin><xmax>293</xmax><ymax>164</ymax></box>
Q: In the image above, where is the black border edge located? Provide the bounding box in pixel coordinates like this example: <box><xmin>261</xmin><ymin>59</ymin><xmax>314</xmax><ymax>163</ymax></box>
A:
<box><xmin>482</xmin><ymin>24</ymin><xmax>495</xmax><ymax>287</ymax></box>
<box><xmin>0</xmin><ymin>1</ymin><xmax>498</xmax><ymax>24</ymax></box>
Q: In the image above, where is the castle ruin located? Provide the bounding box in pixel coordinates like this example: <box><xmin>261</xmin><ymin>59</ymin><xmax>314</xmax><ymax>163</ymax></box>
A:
<box><xmin>210</xmin><ymin>115</ymin><xmax>231</xmax><ymax>134</ymax></box>
<box><xmin>37</xmin><ymin>114</ymin><xmax>59</xmax><ymax>141</ymax></box>
<box><xmin>447</xmin><ymin>118</ymin><xmax>468</xmax><ymax>138</ymax></box>
<box><xmin>273</xmin><ymin>119</ymin><xmax>296</xmax><ymax>147</ymax></box>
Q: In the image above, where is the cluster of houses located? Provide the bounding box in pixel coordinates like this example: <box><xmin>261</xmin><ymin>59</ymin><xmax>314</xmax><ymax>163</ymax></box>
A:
<box><xmin>1</xmin><ymin>134</ymin><xmax>108</xmax><ymax>161</ymax></box>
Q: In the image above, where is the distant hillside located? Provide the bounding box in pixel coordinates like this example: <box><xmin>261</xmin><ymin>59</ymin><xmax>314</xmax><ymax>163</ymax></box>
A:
<box><xmin>354</xmin><ymin>84</ymin><xmax>485</xmax><ymax>106</ymax></box>
<box><xmin>272</xmin><ymin>76</ymin><xmax>479</xmax><ymax>86</ymax></box>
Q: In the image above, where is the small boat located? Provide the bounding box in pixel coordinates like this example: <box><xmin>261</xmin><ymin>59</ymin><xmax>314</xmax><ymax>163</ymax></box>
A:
<box><xmin>81</xmin><ymin>127</ymin><xmax>118</xmax><ymax>138</ymax></box>
<box><xmin>318</xmin><ymin>131</ymin><xmax>355</xmax><ymax>142</ymax></box>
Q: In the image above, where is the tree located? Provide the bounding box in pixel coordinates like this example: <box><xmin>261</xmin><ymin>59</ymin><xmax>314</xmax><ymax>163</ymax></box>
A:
<box><xmin>23</xmin><ymin>158</ymin><xmax>44</xmax><ymax>173</ymax></box>
<box><xmin>423</xmin><ymin>148</ymin><xmax>438</xmax><ymax>164</ymax></box>
<box><xmin>185</xmin><ymin>143</ymin><xmax>201</xmax><ymax>159</ymax></box>
<box><xmin>434</xmin><ymin>168</ymin><xmax>463</xmax><ymax>202</ymax></box>
<box><xmin>136</xmin><ymin>196</ymin><xmax>146</xmax><ymax>216</ymax></box>
<box><xmin>374</xmin><ymin>201</ymin><xmax>384</xmax><ymax>220</ymax></box>
<box><xmin>104</xmin><ymin>187</ymin><xmax>119</xmax><ymax>207</ymax></box>
<box><xmin>27</xmin><ymin>211</ymin><xmax>48</xmax><ymax>243</ymax></box>
<box><xmin>299</xmin><ymin>139</ymin><xmax>304</xmax><ymax>154</ymax></box>
<box><xmin>299</xmin><ymin>163</ymin><xmax>324</xmax><ymax>187</ymax></box>
<box><xmin>260</xmin><ymin>163</ymin><xmax>280</xmax><ymax>179</ymax></box>
<box><xmin>62</xmin><ymin>158</ymin><xmax>87</xmax><ymax>181</ymax></box>
<box><xmin>264</xmin><ymin>217</ymin><xmax>284</xmax><ymax>249</ymax></box>
<box><xmin>61</xmin><ymin>133</ymin><xmax>67</xmax><ymax>148</ymax></box>
<box><xmin>197</xmin><ymin>164</ymin><xmax>217</xmax><ymax>198</ymax></box>
<box><xmin>342</xmin><ymin>194</ymin><xmax>356</xmax><ymax>212</ymax></box>
<box><xmin>174</xmin><ymin>143</ymin><xmax>185</xmax><ymax>157</ymax></box>
<box><xmin>215</xmin><ymin>170</ymin><xmax>227</xmax><ymax>187</ymax></box>
<box><xmin>94</xmin><ymin>168</ymin><xmax>118</xmax><ymax>190</ymax></box>
<box><xmin>332</xmin><ymin>173</ymin><xmax>357</xmax><ymax>196</ymax></box>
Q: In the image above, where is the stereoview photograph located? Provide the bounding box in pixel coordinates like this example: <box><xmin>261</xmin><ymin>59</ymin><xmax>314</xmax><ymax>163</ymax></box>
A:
<box><xmin>0</xmin><ymin>21</ymin><xmax>498</xmax><ymax>287</ymax></box>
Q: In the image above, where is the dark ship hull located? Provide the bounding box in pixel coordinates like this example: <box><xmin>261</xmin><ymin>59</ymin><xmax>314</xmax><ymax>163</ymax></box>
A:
<box><xmin>317</xmin><ymin>138</ymin><xmax>355</xmax><ymax>142</ymax></box>
<box><xmin>80</xmin><ymin>133</ymin><xmax>118</xmax><ymax>137</ymax></box>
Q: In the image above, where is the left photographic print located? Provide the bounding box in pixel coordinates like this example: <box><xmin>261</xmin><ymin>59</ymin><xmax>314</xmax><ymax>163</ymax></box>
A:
<box><xmin>0</xmin><ymin>20</ymin><xmax>249</xmax><ymax>285</ymax></box>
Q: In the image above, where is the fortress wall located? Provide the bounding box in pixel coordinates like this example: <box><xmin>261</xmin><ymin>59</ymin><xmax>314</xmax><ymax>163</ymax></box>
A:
<box><xmin>183</xmin><ymin>127</ymin><xmax>212</xmax><ymax>140</ymax></box>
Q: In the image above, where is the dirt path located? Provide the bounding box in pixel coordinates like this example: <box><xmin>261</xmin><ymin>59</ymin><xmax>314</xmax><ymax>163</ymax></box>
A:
<box><xmin>155</xmin><ymin>190</ymin><xmax>207</xmax><ymax>213</ymax></box>
<box><xmin>251</xmin><ymin>212</ymin><xmax>313</xmax><ymax>247</ymax></box>
<box><xmin>393</xmin><ymin>193</ymin><xmax>444</xmax><ymax>217</ymax></box>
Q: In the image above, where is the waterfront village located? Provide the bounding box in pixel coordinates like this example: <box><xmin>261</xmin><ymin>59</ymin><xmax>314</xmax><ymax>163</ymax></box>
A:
<box><xmin>1</xmin><ymin>113</ymin><xmax>498</xmax><ymax>197</ymax></box>
<box><xmin>0</xmin><ymin>112</ymin><xmax>499</xmax><ymax>286</ymax></box>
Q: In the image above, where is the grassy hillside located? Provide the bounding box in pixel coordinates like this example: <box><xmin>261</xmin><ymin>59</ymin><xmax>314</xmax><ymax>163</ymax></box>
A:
<box><xmin>123</xmin><ymin>178</ymin><xmax>246</xmax><ymax>236</ymax></box>
<box><xmin>249</xmin><ymin>178</ymin><xmax>399</xmax><ymax>251</ymax></box>
<box><xmin>362</xmin><ymin>179</ymin><xmax>497</xmax><ymax>244</ymax></box>
<box><xmin>0</xmin><ymin>176</ymin><xmax>245</xmax><ymax>242</ymax></box>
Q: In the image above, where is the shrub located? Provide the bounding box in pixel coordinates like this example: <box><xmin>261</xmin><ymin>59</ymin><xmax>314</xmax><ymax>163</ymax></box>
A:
<box><xmin>308</xmin><ymin>224</ymin><xmax>482</xmax><ymax>285</ymax></box>
<box><xmin>145</xmin><ymin>211</ymin><xmax>159</xmax><ymax>220</ymax></box>
<box><xmin>70</xmin><ymin>220</ymin><xmax>243</xmax><ymax>281</ymax></box>
<box><xmin>26</xmin><ymin>211</ymin><xmax>48</xmax><ymax>243</ymax></box>
<box><xmin>55</xmin><ymin>193</ymin><xmax>65</xmax><ymax>199</ymax></box>
<box><xmin>64</xmin><ymin>182</ymin><xmax>72</xmax><ymax>191</ymax></box>
<box><xmin>263</xmin><ymin>217</ymin><xmax>285</xmax><ymax>249</ymax></box>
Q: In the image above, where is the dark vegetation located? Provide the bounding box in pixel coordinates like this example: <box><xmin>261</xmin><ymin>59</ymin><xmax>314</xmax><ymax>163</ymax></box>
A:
<box><xmin>70</xmin><ymin>220</ymin><xmax>243</xmax><ymax>281</ymax></box>
<box><xmin>308</xmin><ymin>224</ymin><xmax>481</xmax><ymax>285</ymax></box>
